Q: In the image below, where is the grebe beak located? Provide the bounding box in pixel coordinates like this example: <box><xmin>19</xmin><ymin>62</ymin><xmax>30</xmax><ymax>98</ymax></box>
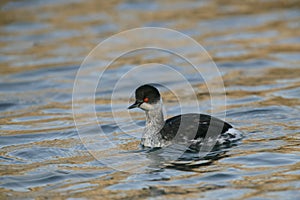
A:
<box><xmin>128</xmin><ymin>101</ymin><xmax>142</xmax><ymax>109</ymax></box>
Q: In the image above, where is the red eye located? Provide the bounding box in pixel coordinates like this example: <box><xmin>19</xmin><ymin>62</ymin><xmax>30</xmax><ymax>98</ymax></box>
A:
<box><xmin>143</xmin><ymin>97</ymin><xmax>149</xmax><ymax>102</ymax></box>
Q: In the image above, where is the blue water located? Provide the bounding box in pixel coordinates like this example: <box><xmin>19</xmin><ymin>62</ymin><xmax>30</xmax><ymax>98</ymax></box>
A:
<box><xmin>0</xmin><ymin>0</ymin><xmax>300</xmax><ymax>199</ymax></box>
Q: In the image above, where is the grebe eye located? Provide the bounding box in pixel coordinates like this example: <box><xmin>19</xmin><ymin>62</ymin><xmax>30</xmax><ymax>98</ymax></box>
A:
<box><xmin>143</xmin><ymin>97</ymin><xmax>149</xmax><ymax>102</ymax></box>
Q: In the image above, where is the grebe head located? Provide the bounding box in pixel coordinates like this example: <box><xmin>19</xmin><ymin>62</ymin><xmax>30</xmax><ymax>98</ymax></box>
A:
<box><xmin>128</xmin><ymin>84</ymin><xmax>161</xmax><ymax>111</ymax></box>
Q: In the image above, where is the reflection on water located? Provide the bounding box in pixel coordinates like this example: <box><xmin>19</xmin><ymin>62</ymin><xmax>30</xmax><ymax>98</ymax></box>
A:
<box><xmin>0</xmin><ymin>0</ymin><xmax>300</xmax><ymax>199</ymax></box>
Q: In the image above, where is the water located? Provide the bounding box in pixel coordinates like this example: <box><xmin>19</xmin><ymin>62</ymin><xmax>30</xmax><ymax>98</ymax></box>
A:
<box><xmin>1</xmin><ymin>0</ymin><xmax>300</xmax><ymax>199</ymax></box>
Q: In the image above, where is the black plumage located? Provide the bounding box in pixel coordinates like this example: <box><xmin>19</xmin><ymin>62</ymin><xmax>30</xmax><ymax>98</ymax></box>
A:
<box><xmin>161</xmin><ymin>113</ymin><xmax>232</xmax><ymax>142</ymax></box>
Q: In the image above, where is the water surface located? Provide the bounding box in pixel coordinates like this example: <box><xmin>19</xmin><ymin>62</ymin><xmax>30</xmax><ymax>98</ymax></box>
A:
<box><xmin>0</xmin><ymin>0</ymin><xmax>300</xmax><ymax>199</ymax></box>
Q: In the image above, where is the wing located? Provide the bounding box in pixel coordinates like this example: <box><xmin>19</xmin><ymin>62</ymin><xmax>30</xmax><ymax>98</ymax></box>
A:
<box><xmin>160</xmin><ymin>113</ymin><xmax>232</xmax><ymax>142</ymax></box>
